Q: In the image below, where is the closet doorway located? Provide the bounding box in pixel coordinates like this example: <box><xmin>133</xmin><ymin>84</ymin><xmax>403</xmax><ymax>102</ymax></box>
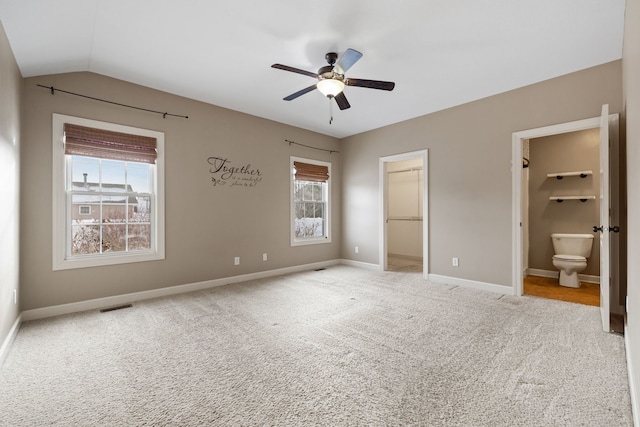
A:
<box><xmin>379</xmin><ymin>150</ymin><xmax>429</xmax><ymax>278</ymax></box>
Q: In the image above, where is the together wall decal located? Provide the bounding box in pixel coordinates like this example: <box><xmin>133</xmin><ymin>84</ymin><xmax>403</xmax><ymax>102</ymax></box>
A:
<box><xmin>207</xmin><ymin>156</ymin><xmax>263</xmax><ymax>188</ymax></box>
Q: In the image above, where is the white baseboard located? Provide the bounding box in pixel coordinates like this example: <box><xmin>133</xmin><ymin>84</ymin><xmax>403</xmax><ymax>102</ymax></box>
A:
<box><xmin>22</xmin><ymin>260</ymin><xmax>342</xmax><ymax>322</ymax></box>
<box><xmin>526</xmin><ymin>268</ymin><xmax>558</xmax><ymax>279</ymax></box>
<box><xmin>625</xmin><ymin>322</ymin><xmax>639</xmax><ymax>427</ymax></box>
<box><xmin>526</xmin><ymin>268</ymin><xmax>600</xmax><ymax>284</ymax></box>
<box><xmin>0</xmin><ymin>314</ymin><xmax>21</xmax><ymax>367</ymax></box>
<box><xmin>339</xmin><ymin>259</ymin><xmax>380</xmax><ymax>270</ymax></box>
<box><xmin>388</xmin><ymin>253</ymin><xmax>423</xmax><ymax>261</ymax></box>
<box><xmin>428</xmin><ymin>274</ymin><xmax>515</xmax><ymax>296</ymax></box>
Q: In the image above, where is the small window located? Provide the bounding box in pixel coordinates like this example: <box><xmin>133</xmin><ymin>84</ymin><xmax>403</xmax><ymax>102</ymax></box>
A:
<box><xmin>52</xmin><ymin>114</ymin><xmax>165</xmax><ymax>270</ymax></box>
<box><xmin>290</xmin><ymin>157</ymin><xmax>331</xmax><ymax>246</ymax></box>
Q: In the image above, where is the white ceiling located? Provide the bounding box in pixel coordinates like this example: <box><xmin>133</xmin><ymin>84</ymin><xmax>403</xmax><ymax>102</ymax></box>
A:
<box><xmin>0</xmin><ymin>0</ymin><xmax>626</xmax><ymax>138</ymax></box>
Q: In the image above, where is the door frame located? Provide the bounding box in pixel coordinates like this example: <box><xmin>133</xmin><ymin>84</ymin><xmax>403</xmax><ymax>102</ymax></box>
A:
<box><xmin>511</xmin><ymin>114</ymin><xmax>617</xmax><ymax>318</ymax></box>
<box><xmin>512</xmin><ymin>117</ymin><xmax>601</xmax><ymax>297</ymax></box>
<box><xmin>379</xmin><ymin>149</ymin><xmax>429</xmax><ymax>279</ymax></box>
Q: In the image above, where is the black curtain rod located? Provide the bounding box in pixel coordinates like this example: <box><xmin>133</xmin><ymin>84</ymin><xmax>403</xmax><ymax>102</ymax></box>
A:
<box><xmin>37</xmin><ymin>85</ymin><xmax>189</xmax><ymax>119</ymax></box>
<box><xmin>285</xmin><ymin>139</ymin><xmax>339</xmax><ymax>154</ymax></box>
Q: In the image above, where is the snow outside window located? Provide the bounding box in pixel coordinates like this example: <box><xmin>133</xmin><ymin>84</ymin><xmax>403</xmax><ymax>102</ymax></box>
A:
<box><xmin>52</xmin><ymin>114</ymin><xmax>165</xmax><ymax>270</ymax></box>
<box><xmin>291</xmin><ymin>157</ymin><xmax>331</xmax><ymax>246</ymax></box>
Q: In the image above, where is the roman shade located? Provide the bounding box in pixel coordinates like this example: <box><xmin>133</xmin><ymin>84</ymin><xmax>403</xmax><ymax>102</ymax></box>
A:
<box><xmin>293</xmin><ymin>161</ymin><xmax>329</xmax><ymax>182</ymax></box>
<box><xmin>64</xmin><ymin>123</ymin><xmax>157</xmax><ymax>164</ymax></box>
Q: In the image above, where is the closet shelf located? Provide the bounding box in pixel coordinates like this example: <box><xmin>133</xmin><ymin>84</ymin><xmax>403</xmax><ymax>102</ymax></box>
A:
<box><xmin>550</xmin><ymin>195</ymin><xmax>596</xmax><ymax>203</ymax></box>
<box><xmin>547</xmin><ymin>170</ymin><xmax>593</xmax><ymax>179</ymax></box>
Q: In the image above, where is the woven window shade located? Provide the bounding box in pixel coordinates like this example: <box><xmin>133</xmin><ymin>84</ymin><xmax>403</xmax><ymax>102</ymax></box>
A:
<box><xmin>64</xmin><ymin>123</ymin><xmax>157</xmax><ymax>164</ymax></box>
<box><xmin>293</xmin><ymin>161</ymin><xmax>329</xmax><ymax>182</ymax></box>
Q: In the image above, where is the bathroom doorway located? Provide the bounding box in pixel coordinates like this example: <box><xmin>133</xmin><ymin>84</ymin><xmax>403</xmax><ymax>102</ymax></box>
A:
<box><xmin>512</xmin><ymin>106</ymin><xmax>621</xmax><ymax>332</ymax></box>
<box><xmin>523</xmin><ymin>128</ymin><xmax>601</xmax><ymax>306</ymax></box>
<box><xmin>379</xmin><ymin>150</ymin><xmax>429</xmax><ymax>278</ymax></box>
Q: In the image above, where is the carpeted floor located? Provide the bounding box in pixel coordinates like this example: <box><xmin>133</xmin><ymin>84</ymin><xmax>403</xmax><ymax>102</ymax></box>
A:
<box><xmin>0</xmin><ymin>265</ymin><xmax>632</xmax><ymax>426</ymax></box>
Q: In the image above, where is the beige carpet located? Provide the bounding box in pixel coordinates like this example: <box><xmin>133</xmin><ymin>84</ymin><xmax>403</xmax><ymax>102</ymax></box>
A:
<box><xmin>0</xmin><ymin>265</ymin><xmax>632</xmax><ymax>426</ymax></box>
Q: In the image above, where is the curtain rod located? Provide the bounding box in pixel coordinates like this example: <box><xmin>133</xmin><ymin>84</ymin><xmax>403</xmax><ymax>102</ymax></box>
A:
<box><xmin>285</xmin><ymin>139</ymin><xmax>339</xmax><ymax>154</ymax></box>
<box><xmin>37</xmin><ymin>85</ymin><xmax>189</xmax><ymax>119</ymax></box>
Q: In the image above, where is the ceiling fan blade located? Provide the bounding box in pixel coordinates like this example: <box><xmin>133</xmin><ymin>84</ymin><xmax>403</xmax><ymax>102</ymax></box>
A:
<box><xmin>334</xmin><ymin>92</ymin><xmax>351</xmax><ymax>110</ymax></box>
<box><xmin>333</xmin><ymin>48</ymin><xmax>363</xmax><ymax>75</ymax></box>
<box><xmin>271</xmin><ymin>64</ymin><xmax>318</xmax><ymax>79</ymax></box>
<box><xmin>346</xmin><ymin>78</ymin><xmax>395</xmax><ymax>91</ymax></box>
<box><xmin>283</xmin><ymin>84</ymin><xmax>318</xmax><ymax>101</ymax></box>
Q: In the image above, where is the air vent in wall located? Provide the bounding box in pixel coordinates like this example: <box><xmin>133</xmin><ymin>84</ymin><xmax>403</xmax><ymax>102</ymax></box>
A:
<box><xmin>100</xmin><ymin>304</ymin><xmax>133</xmax><ymax>313</ymax></box>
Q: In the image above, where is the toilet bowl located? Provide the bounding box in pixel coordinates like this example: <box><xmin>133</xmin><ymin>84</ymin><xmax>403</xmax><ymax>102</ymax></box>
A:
<box><xmin>551</xmin><ymin>233</ymin><xmax>594</xmax><ymax>288</ymax></box>
<box><xmin>552</xmin><ymin>255</ymin><xmax>588</xmax><ymax>288</ymax></box>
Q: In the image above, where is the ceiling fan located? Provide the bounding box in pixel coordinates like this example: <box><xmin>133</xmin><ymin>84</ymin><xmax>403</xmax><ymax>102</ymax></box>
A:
<box><xmin>271</xmin><ymin>48</ymin><xmax>395</xmax><ymax>111</ymax></box>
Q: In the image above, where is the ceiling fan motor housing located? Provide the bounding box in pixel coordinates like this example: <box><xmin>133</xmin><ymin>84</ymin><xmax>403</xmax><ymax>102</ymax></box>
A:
<box><xmin>325</xmin><ymin>52</ymin><xmax>338</xmax><ymax>65</ymax></box>
<box><xmin>318</xmin><ymin>65</ymin><xmax>338</xmax><ymax>80</ymax></box>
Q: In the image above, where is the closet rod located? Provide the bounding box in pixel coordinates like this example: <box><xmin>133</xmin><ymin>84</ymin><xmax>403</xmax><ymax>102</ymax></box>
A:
<box><xmin>388</xmin><ymin>167</ymin><xmax>423</xmax><ymax>174</ymax></box>
<box><xmin>387</xmin><ymin>217</ymin><xmax>423</xmax><ymax>222</ymax></box>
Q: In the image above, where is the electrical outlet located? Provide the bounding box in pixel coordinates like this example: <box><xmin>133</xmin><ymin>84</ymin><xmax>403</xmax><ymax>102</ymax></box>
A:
<box><xmin>234</xmin><ymin>257</ymin><xmax>240</xmax><ymax>265</ymax></box>
<box><xmin>355</xmin><ymin>246</ymin><xmax>359</xmax><ymax>254</ymax></box>
<box><xmin>263</xmin><ymin>253</ymin><xmax>268</xmax><ymax>261</ymax></box>
<box><xmin>452</xmin><ymin>257</ymin><xmax>459</xmax><ymax>267</ymax></box>
<box><xmin>13</xmin><ymin>289</ymin><xmax>17</xmax><ymax>304</ymax></box>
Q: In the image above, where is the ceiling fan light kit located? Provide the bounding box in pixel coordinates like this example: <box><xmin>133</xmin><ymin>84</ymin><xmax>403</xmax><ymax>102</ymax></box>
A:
<box><xmin>317</xmin><ymin>78</ymin><xmax>345</xmax><ymax>97</ymax></box>
<box><xmin>272</xmin><ymin>48</ymin><xmax>395</xmax><ymax>119</ymax></box>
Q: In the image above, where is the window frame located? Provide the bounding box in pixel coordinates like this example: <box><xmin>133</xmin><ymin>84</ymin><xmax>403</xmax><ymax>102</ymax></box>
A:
<box><xmin>290</xmin><ymin>156</ymin><xmax>331</xmax><ymax>246</ymax></box>
<box><xmin>52</xmin><ymin>114</ymin><xmax>165</xmax><ymax>270</ymax></box>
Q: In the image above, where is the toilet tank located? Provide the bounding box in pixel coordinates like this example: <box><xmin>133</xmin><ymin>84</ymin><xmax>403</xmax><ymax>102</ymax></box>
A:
<box><xmin>551</xmin><ymin>233</ymin><xmax>594</xmax><ymax>258</ymax></box>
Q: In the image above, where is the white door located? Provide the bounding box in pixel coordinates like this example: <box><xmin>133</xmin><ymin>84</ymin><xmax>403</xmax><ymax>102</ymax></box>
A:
<box><xmin>598</xmin><ymin>104</ymin><xmax>610</xmax><ymax>332</ymax></box>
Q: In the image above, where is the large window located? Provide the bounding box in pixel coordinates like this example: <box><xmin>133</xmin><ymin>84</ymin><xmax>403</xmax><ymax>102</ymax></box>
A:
<box><xmin>291</xmin><ymin>157</ymin><xmax>331</xmax><ymax>246</ymax></box>
<box><xmin>52</xmin><ymin>114</ymin><xmax>165</xmax><ymax>270</ymax></box>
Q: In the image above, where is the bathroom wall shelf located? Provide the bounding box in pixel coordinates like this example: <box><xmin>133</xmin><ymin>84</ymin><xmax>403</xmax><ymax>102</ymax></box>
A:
<box><xmin>549</xmin><ymin>196</ymin><xmax>596</xmax><ymax>203</ymax></box>
<box><xmin>547</xmin><ymin>170</ymin><xmax>593</xmax><ymax>180</ymax></box>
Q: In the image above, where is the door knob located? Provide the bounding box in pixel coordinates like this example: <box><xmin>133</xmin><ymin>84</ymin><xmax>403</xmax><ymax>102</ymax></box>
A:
<box><xmin>609</xmin><ymin>226</ymin><xmax>620</xmax><ymax>233</ymax></box>
<box><xmin>593</xmin><ymin>226</ymin><xmax>603</xmax><ymax>232</ymax></box>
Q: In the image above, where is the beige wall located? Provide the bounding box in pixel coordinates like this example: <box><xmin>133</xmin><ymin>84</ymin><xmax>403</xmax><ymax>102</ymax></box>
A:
<box><xmin>623</xmin><ymin>0</ymin><xmax>640</xmax><ymax>420</ymax></box>
<box><xmin>0</xmin><ymin>20</ymin><xmax>21</xmax><ymax>354</ymax></box>
<box><xmin>528</xmin><ymin>129</ymin><xmax>600</xmax><ymax>276</ymax></box>
<box><xmin>20</xmin><ymin>72</ymin><xmax>340</xmax><ymax>310</ymax></box>
<box><xmin>341</xmin><ymin>61</ymin><xmax>622</xmax><ymax>287</ymax></box>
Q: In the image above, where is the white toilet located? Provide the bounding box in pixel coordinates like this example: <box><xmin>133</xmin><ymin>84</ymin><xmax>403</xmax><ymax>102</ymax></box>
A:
<box><xmin>551</xmin><ymin>233</ymin><xmax>594</xmax><ymax>288</ymax></box>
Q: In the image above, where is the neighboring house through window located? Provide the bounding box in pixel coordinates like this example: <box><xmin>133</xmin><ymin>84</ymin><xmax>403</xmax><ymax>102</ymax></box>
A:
<box><xmin>52</xmin><ymin>114</ymin><xmax>165</xmax><ymax>270</ymax></box>
<box><xmin>291</xmin><ymin>157</ymin><xmax>331</xmax><ymax>246</ymax></box>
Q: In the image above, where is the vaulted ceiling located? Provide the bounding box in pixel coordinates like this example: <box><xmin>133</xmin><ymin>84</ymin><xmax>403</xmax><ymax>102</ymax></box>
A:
<box><xmin>0</xmin><ymin>0</ymin><xmax>626</xmax><ymax>138</ymax></box>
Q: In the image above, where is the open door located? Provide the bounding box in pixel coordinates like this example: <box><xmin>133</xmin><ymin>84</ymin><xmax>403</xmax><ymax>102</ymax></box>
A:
<box><xmin>598</xmin><ymin>104</ymin><xmax>610</xmax><ymax>332</ymax></box>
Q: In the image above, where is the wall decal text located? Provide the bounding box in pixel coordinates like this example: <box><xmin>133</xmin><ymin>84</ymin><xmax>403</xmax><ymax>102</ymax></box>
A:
<box><xmin>207</xmin><ymin>156</ymin><xmax>263</xmax><ymax>188</ymax></box>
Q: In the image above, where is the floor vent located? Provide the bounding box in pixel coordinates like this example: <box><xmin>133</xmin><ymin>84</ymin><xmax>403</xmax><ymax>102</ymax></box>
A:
<box><xmin>100</xmin><ymin>304</ymin><xmax>133</xmax><ymax>313</ymax></box>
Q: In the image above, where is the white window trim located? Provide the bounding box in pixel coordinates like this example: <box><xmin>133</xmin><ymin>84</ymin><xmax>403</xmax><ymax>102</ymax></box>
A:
<box><xmin>52</xmin><ymin>113</ymin><xmax>165</xmax><ymax>270</ymax></box>
<box><xmin>290</xmin><ymin>156</ymin><xmax>331</xmax><ymax>246</ymax></box>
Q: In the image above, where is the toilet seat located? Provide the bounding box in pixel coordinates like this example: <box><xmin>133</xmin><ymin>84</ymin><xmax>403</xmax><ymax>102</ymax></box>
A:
<box><xmin>552</xmin><ymin>254</ymin><xmax>586</xmax><ymax>262</ymax></box>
